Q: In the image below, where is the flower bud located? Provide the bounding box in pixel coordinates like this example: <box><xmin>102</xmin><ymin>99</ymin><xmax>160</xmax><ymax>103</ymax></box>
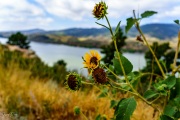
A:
<box><xmin>92</xmin><ymin>67</ymin><xmax>108</xmax><ymax>84</ymax></box>
<box><xmin>74</xmin><ymin>106</ymin><xmax>81</xmax><ymax>115</ymax></box>
<box><xmin>92</xmin><ymin>1</ymin><xmax>108</xmax><ymax>20</ymax></box>
<box><xmin>66</xmin><ymin>73</ymin><xmax>82</xmax><ymax>91</ymax></box>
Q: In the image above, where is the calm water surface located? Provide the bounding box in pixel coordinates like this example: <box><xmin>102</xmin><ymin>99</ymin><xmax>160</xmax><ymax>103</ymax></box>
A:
<box><xmin>0</xmin><ymin>37</ymin><xmax>146</xmax><ymax>75</ymax></box>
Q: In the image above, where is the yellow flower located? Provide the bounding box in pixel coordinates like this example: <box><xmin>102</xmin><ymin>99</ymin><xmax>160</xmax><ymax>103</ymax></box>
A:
<box><xmin>83</xmin><ymin>50</ymin><xmax>101</xmax><ymax>69</ymax></box>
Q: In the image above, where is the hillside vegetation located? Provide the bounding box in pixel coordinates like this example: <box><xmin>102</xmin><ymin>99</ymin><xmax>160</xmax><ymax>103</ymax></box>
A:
<box><xmin>0</xmin><ymin>44</ymin><xmax>159</xmax><ymax>120</ymax></box>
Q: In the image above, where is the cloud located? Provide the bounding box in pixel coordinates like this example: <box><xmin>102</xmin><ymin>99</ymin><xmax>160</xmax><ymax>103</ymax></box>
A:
<box><xmin>34</xmin><ymin>0</ymin><xmax>180</xmax><ymax>24</ymax></box>
<box><xmin>0</xmin><ymin>0</ymin><xmax>180</xmax><ymax>31</ymax></box>
<box><xmin>34</xmin><ymin>0</ymin><xmax>95</xmax><ymax>21</ymax></box>
<box><xmin>0</xmin><ymin>0</ymin><xmax>53</xmax><ymax>30</ymax></box>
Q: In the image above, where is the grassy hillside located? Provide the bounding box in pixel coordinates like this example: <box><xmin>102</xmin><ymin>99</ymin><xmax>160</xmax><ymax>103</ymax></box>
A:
<box><xmin>0</xmin><ymin>44</ymin><xmax>159</xmax><ymax>120</ymax></box>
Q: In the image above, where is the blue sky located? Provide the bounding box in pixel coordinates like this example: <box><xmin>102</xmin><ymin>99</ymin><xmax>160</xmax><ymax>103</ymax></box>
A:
<box><xmin>0</xmin><ymin>0</ymin><xmax>180</xmax><ymax>31</ymax></box>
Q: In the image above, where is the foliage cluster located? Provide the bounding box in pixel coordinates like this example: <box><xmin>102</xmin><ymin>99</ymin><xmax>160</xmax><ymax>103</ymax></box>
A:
<box><xmin>0</xmin><ymin>44</ymin><xmax>160</xmax><ymax>119</ymax></box>
<box><xmin>7</xmin><ymin>32</ymin><xmax>30</xmax><ymax>49</ymax></box>
<box><xmin>0</xmin><ymin>44</ymin><xmax>67</xmax><ymax>84</ymax></box>
<box><xmin>66</xmin><ymin>1</ymin><xmax>180</xmax><ymax>120</ymax></box>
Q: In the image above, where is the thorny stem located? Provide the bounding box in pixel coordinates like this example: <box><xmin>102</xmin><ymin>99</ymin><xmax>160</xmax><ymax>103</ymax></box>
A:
<box><xmin>133</xmin><ymin>11</ymin><xmax>166</xmax><ymax>78</ymax></box>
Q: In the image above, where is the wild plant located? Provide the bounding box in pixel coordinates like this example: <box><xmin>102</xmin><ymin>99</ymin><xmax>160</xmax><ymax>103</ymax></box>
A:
<box><xmin>65</xmin><ymin>1</ymin><xmax>180</xmax><ymax>120</ymax></box>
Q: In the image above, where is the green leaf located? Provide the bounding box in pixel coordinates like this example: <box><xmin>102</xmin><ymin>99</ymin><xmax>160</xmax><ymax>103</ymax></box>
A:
<box><xmin>113</xmin><ymin>52</ymin><xmax>133</xmax><ymax>75</ymax></box>
<box><xmin>125</xmin><ymin>17</ymin><xmax>135</xmax><ymax>33</ymax></box>
<box><xmin>109</xmin><ymin>65</ymin><xmax>114</xmax><ymax>72</ymax></box>
<box><xmin>95</xmin><ymin>22</ymin><xmax>110</xmax><ymax>30</ymax></box>
<box><xmin>174</xmin><ymin>110</ymin><xmax>180</xmax><ymax>118</ymax></box>
<box><xmin>164</xmin><ymin>105</ymin><xmax>177</xmax><ymax>117</ymax></box>
<box><xmin>141</xmin><ymin>11</ymin><xmax>157</xmax><ymax>18</ymax></box>
<box><xmin>174</xmin><ymin>20</ymin><xmax>180</xmax><ymax>25</ymax></box>
<box><xmin>160</xmin><ymin>115</ymin><xmax>174</xmax><ymax>120</ymax></box>
<box><xmin>163</xmin><ymin>76</ymin><xmax>176</xmax><ymax>89</ymax></box>
<box><xmin>174</xmin><ymin>96</ymin><xmax>180</xmax><ymax>107</ymax></box>
<box><xmin>114</xmin><ymin>97</ymin><xmax>137</xmax><ymax>120</ymax></box>
<box><xmin>95</xmin><ymin>114</ymin><xmax>101</xmax><ymax>120</ymax></box>
<box><xmin>176</xmin><ymin>78</ymin><xmax>180</xmax><ymax>96</ymax></box>
<box><xmin>144</xmin><ymin>90</ymin><xmax>159</xmax><ymax>99</ymax></box>
<box><xmin>110</xmin><ymin>100</ymin><xmax>118</xmax><ymax>109</ymax></box>
<box><xmin>115</xmin><ymin>21</ymin><xmax>121</xmax><ymax>34</ymax></box>
<box><xmin>128</xmin><ymin>71</ymin><xmax>141</xmax><ymax>84</ymax></box>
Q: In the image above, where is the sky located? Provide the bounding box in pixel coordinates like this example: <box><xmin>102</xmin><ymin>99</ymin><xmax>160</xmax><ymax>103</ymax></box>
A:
<box><xmin>0</xmin><ymin>0</ymin><xmax>180</xmax><ymax>31</ymax></box>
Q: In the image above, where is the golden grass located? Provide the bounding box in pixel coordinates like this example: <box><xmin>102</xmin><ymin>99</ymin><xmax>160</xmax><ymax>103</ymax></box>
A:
<box><xmin>0</xmin><ymin>65</ymin><xmax>114</xmax><ymax>120</ymax></box>
<box><xmin>0</xmin><ymin>63</ymin><xmax>159</xmax><ymax>120</ymax></box>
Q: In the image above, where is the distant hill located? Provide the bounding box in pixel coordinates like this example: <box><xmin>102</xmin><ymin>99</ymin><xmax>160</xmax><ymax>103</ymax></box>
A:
<box><xmin>47</xmin><ymin>28</ymin><xmax>109</xmax><ymax>37</ymax></box>
<box><xmin>127</xmin><ymin>23</ymin><xmax>179</xmax><ymax>39</ymax></box>
<box><xmin>0</xmin><ymin>23</ymin><xmax>179</xmax><ymax>41</ymax></box>
<box><xmin>0</xmin><ymin>29</ymin><xmax>45</xmax><ymax>38</ymax></box>
<box><xmin>45</xmin><ymin>23</ymin><xmax>179</xmax><ymax>40</ymax></box>
<box><xmin>0</xmin><ymin>23</ymin><xmax>179</xmax><ymax>51</ymax></box>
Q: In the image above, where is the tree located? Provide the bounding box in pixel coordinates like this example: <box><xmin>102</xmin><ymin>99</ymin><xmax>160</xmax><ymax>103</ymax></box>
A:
<box><xmin>7</xmin><ymin>32</ymin><xmax>30</xmax><ymax>49</ymax></box>
<box><xmin>142</xmin><ymin>42</ymin><xmax>180</xmax><ymax>76</ymax></box>
<box><xmin>101</xmin><ymin>27</ymin><xmax>127</xmax><ymax>66</ymax></box>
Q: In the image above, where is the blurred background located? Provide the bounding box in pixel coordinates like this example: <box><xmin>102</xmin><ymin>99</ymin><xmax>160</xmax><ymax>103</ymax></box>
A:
<box><xmin>0</xmin><ymin>0</ymin><xmax>180</xmax><ymax>119</ymax></box>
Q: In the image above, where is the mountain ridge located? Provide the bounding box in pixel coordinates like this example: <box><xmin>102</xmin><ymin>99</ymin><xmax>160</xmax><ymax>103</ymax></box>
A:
<box><xmin>0</xmin><ymin>23</ymin><xmax>179</xmax><ymax>40</ymax></box>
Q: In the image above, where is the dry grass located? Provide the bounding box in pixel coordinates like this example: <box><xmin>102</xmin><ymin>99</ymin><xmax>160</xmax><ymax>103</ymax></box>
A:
<box><xmin>0</xmin><ymin>63</ymin><xmax>160</xmax><ymax>120</ymax></box>
<box><xmin>0</xmin><ymin>65</ymin><xmax>114</xmax><ymax>120</ymax></box>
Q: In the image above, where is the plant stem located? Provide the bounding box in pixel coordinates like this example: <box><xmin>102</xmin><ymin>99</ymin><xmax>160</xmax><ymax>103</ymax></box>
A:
<box><xmin>141</xmin><ymin>72</ymin><xmax>163</xmax><ymax>78</ymax></box>
<box><xmin>104</xmin><ymin>14</ymin><xmax>161</xmax><ymax>115</ymax></box>
<box><xmin>112</xmin><ymin>83</ymin><xmax>161</xmax><ymax>114</ymax></box>
<box><xmin>150</xmin><ymin>95</ymin><xmax>160</xmax><ymax>104</ymax></box>
<box><xmin>105</xmin><ymin>15</ymin><xmax>113</xmax><ymax>36</ymax></box>
<box><xmin>133</xmin><ymin>11</ymin><xmax>166</xmax><ymax>78</ymax></box>
<box><xmin>81</xmin><ymin>112</ymin><xmax>88</xmax><ymax>120</ymax></box>
<box><xmin>81</xmin><ymin>81</ymin><xmax>94</xmax><ymax>85</ymax></box>
<box><xmin>148</xmin><ymin>58</ymin><xmax>154</xmax><ymax>90</ymax></box>
<box><xmin>172</xmin><ymin>31</ymin><xmax>180</xmax><ymax>75</ymax></box>
<box><xmin>111</xmin><ymin>85</ymin><xmax>138</xmax><ymax>96</ymax></box>
<box><xmin>109</xmin><ymin>78</ymin><xmax>127</xmax><ymax>86</ymax></box>
<box><xmin>136</xmin><ymin>25</ymin><xmax>165</xmax><ymax>78</ymax></box>
<box><xmin>105</xmin><ymin>15</ymin><xmax>136</xmax><ymax>93</ymax></box>
<box><xmin>103</xmin><ymin>64</ymin><xmax>121</xmax><ymax>80</ymax></box>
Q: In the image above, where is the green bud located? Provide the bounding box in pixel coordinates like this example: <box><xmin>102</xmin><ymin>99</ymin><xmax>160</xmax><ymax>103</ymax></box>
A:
<box><xmin>74</xmin><ymin>106</ymin><xmax>81</xmax><ymax>115</ymax></box>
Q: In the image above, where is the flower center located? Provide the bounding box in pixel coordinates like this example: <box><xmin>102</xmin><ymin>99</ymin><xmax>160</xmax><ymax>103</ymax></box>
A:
<box><xmin>90</xmin><ymin>57</ymin><xmax>98</xmax><ymax>65</ymax></box>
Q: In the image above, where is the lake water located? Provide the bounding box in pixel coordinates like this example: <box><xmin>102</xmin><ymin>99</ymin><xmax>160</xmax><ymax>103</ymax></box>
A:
<box><xmin>0</xmin><ymin>37</ymin><xmax>146</xmax><ymax>75</ymax></box>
